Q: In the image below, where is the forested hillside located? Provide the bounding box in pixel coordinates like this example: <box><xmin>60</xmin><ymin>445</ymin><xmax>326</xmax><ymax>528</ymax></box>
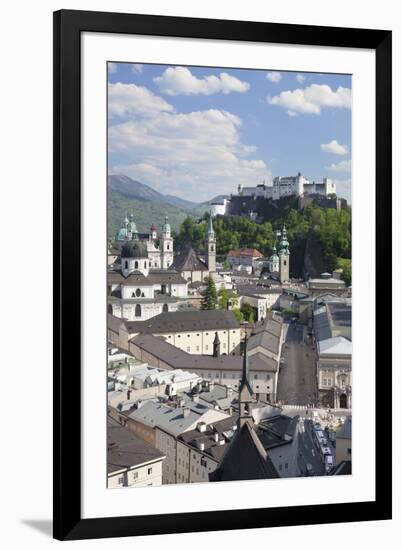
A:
<box><xmin>176</xmin><ymin>202</ymin><xmax>352</xmax><ymax>283</ymax></box>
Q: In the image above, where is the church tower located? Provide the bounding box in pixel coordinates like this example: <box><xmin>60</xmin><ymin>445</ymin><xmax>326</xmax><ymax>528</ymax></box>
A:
<box><xmin>206</xmin><ymin>213</ymin><xmax>216</xmax><ymax>276</ymax></box>
<box><xmin>160</xmin><ymin>216</ymin><xmax>174</xmax><ymax>269</ymax></box>
<box><xmin>278</xmin><ymin>225</ymin><xmax>290</xmax><ymax>283</ymax></box>
<box><xmin>268</xmin><ymin>243</ymin><xmax>279</xmax><ymax>273</ymax></box>
<box><xmin>238</xmin><ymin>336</ymin><xmax>254</xmax><ymax>428</ymax></box>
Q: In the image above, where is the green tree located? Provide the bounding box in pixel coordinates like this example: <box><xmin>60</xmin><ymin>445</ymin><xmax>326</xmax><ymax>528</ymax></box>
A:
<box><xmin>240</xmin><ymin>302</ymin><xmax>255</xmax><ymax>324</ymax></box>
<box><xmin>232</xmin><ymin>308</ymin><xmax>244</xmax><ymax>323</ymax></box>
<box><xmin>337</xmin><ymin>258</ymin><xmax>352</xmax><ymax>286</ymax></box>
<box><xmin>201</xmin><ymin>276</ymin><xmax>218</xmax><ymax>310</ymax></box>
<box><xmin>217</xmin><ymin>289</ymin><xmax>239</xmax><ymax>311</ymax></box>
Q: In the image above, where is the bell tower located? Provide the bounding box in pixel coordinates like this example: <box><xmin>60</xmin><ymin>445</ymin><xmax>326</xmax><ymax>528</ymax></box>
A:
<box><xmin>160</xmin><ymin>216</ymin><xmax>174</xmax><ymax>269</ymax></box>
<box><xmin>206</xmin><ymin>213</ymin><xmax>216</xmax><ymax>276</ymax></box>
<box><xmin>278</xmin><ymin>225</ymin><xmax>290</xmax><ymax>283</ymax></box>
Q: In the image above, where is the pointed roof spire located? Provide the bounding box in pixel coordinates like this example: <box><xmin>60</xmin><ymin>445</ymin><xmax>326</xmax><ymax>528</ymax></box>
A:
<box><xmin>239</xmin><ymin>335</ymin><xmax>253</xmax><ymax>395</ymax></box>
<box><xmin>207</xmin><ymin>212</ymin><xmax>215</xmax><ymax>236</ymax></box>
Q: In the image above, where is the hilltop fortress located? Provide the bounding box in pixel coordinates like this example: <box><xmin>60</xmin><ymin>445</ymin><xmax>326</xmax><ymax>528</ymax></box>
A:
<box><xmin>211</xmin><ymin>172</ymin><xmax>346</xmax><ymax>218</ymax></box>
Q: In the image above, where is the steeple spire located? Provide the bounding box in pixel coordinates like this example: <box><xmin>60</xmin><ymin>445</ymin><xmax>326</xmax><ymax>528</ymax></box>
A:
<box><xmin>238</xmin><ymin>335</ymin><xmax>254</xmax><ymax>428</ymax></box>
<box><xmin>207</xmin><ymin>212</ymin><xmax>214</xmax><ymax>236</ymax></box>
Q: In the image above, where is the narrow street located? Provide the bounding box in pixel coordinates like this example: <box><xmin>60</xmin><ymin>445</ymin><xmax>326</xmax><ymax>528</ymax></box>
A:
<box><xmin>277</xmin><ymin>322</ymin><xmax>317</xmax><ymax>406</ymax></box>
<box><xmin>296</xmin><ymin>418</ymin><xmax>325</xmax><ymax>476</ymax></box>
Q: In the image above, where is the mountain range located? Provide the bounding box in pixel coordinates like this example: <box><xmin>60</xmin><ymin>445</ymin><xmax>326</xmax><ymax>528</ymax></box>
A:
<box><xmin>108</xmin><ymin>174</ymin><xmax>228</xmax><ymax>238</ymax></box>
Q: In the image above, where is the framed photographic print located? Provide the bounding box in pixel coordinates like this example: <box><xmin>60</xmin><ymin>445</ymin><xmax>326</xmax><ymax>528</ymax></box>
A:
<box><xmin>53</xmin><ymin>9</ymin><xmax>392</xmax><ymax>541</ymax></box>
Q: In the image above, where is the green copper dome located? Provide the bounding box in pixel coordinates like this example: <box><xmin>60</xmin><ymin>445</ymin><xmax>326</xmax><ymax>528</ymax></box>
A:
<box><xmin>278</xmin><ymin>225</ymin><xmax>289</xmax><ymax>254</ymax></box>
<box><xmin>162</xmin><ymin>216</ymin><xmax>171</xmax><ymax>234</ymax></box>
<box><xmin>115</xmin><ymin>225</ymin><xmax>128</xmax><ymax>241</ymax></box>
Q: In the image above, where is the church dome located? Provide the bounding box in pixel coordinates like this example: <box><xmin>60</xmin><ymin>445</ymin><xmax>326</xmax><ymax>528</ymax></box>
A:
<box><xmin>121</xmin><ymin>241</ymin><xmax>149</xmax><ymax>259</ymax></box>
<box><xmin>115</xmin><ymin>226</ymin><xmax>127</xmax><ymax>241</ymax></box>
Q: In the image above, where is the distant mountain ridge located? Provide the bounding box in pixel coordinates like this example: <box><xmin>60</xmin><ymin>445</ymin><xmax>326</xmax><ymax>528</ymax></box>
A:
<box><xmin>108</xmin><ymin>174</ymin><xmax>228</xmax><ymax>209</ymax></box>
<box><xmin>108</xmin><ymin>174</ymin><xmax>222</xmax><ymax>238</ymax></box>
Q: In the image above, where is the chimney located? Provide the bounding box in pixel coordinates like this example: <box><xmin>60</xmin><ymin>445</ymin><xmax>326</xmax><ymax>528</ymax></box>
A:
<box><xmin>196</xmin><ymin>440</ymin><xmax>205</xmax><ymax>451</ymax></box>
<box><xmin>214</xmin><ymin>432</ymin><xmax>219</xmax><ymax>442</ymax></box>
<box><xmin>182</xmin><ymin>407</ymin><xmax>190</xmax><ymax>418</ymax></box>
<box><xmin>192</xmin><ymin>394</ymin><xmax>200</xmax><ymax>403</ymax></box>
<box><xmin>126</xmin><ymin>389</ymin><xmax>131</xmax><ymax>400</ymax></box>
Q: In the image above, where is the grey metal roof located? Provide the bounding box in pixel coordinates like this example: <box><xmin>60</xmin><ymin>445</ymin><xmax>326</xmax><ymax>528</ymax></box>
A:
<box><xmin>128</xmin><ymin>400</ymin><xmax>221</xmax><ymax>437</ymax></box>
<box><xmin>107</xmin><ymin>416</ymin><xmax>165</xmax><ymax>474</ymax></box>
<box><xmin>171</xmin><ymin>246</ymin><xmax>208</xmax><ymax>272</ymax></box>
<box><xmin>126</xmin><ymin>309</ymin><xmax>240</xmax><ymax>334</ymax></box>
<box><xmin>131</xmin><ymin>333</ymin><xmax>278</xmax><ymax>372</ymax></box>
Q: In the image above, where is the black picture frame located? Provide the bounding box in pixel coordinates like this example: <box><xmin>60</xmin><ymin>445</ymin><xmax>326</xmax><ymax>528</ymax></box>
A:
<box><xmin>53</xmin><ymin>9</ymin><xmax>392</xmax><ymax>541</ymax></box>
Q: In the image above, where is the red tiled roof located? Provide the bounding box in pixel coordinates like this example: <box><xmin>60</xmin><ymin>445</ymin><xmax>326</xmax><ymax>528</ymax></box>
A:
<box><xmin>227</xmin><ymin>248</ymin><xmax>263</xmax><ymax>258</ymax></box>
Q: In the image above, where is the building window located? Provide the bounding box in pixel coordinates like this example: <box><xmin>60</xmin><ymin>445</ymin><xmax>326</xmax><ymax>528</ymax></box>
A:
<box><xmin>118</xmin><ymin>476</ymin><xmax>124</xmax><ymax>485</ymax></box>
<box><xmin>144</xmin><ymin>261</ymin><xmax>147</xmax><ymax>269</ymax></box>
<box><xmin>196</xmin><ymin>346</ymin><xmax>200</xmax><ymax>352</ymax></box>
<box><xmin>135</xmin><ymin>304</ymin><xmax>141</xmax><ymax>317</ymax></box>
<box><xmin>133</xmin><ymin>472</ymin><xmax>138</xmax><ymax>479</ymax></box>
<box><xmin>135</xmin><ymin>288</ymin><xmax>141</xmax><ymax>297</ymax></box>
<box><xmin>205</xmin><ymin>345</ymin><xmax>208</xmax><ymax>350</ymax></box>
<box><xmin>124</xmin><ymin>260</ymin><xmax>128</xmax><ymax>270</ymax></box>
<box><xmin>187</xmin><ymin>347</ymin><xmax>190</xmax><ymax>352</ymax></box>
<box><xmin>163</xmin><ymin>303</ymin><xmax>168</xmax><ymax>313</ymax></box>
<box><xmin>147</xmin><ymin>467</ymin><xmax>153</xmax><ymax>475</ymax></box>
<box><xmin>254</xmin><ymin>374</ymin><xmax>258</xmax><ymax>380</ymax></box>
<box><xmin>347</xmin><ymin>448</ymin><xmax>352</xmax><ymax>455</ymax></box>
<box><xmin>134</xmin><ymin>261</ymin><xmax>139</xmax><ymax>269</ymax></box>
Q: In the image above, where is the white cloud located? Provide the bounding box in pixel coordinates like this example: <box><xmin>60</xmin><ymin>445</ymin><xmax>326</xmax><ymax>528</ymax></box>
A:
<box><xmin>266</xmin><ymin>71</ymin><xmax>282</xmax><ymax>83</ymax></box>
<box><xmin>153</xmin><ymin>66</ymin><xmax>250</xmax><ymax>96</ymax></box>
<box><xmin>131</xmin><ymin>64</ymin><xmax>143</xmax><ymax>74</ymax></box>
<box><xmin>326</xmin><ymin>159</ymin><xmax>352</xmax><ymax>172</ymax></box>
<box><xmin>321</xmin><ymin>139</ymin><xmax>349</xmax><ymax>155</ymax></box>
<box><xmin>108</xmin><ymin>62</ymin><xmax>117</xmax><ymax>74</ymax></box>
<box><xmin>267</xmin><ymin>84</ymin><xmax>352</xmax><ymax>115</ymax></box>
<box><xmin>108</xmin><ymin>82</ymin><xmax>173</xmax><ymax>117</ymax></box>
<box><xmin>109</xmin><ymin>108</ymin><xmax>270</xmax><ymax>200</ymax></box>
<box><xmin>287</xmin><ymin>110</ymin><xmax>298</xmax><ymax>117</ymax></box>
<box><xmin>296</xmin><ymin>73</ymin><xmax>306</xmax><ymax>84</ymax></box>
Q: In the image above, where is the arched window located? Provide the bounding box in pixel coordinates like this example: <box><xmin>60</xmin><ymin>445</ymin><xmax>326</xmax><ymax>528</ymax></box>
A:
<box><xmin>134</xmin><ymin>261</ymin><xmax>139</xmax><ymax>269</ymax></box>
<box><xmin>144</xmin><ymin>261</ymin><xmax>147</xmax><ymax>269</ymax></box>
<box><xmin>162</xmin><ymin>304</ymin><xmax>169</xmax><ymax>313</ymax></box>
<box><xmin>135</xmin><ymin>288</ymin><xmax>141</xmax><ymax>297</ymax></box>
<box><xmin>124</xmin><ymin>260</ymin><xmax>128</xmax><ymax>270</ymax></box>
<box><xmin>211</xmin><ymin>245</ymin><xmax>214</xmax><ymax>252</ymax></box>
<box><xmin>135</xmin><ymin>304</ymin><xmax>141</xmax><ymax>317</ymax></box>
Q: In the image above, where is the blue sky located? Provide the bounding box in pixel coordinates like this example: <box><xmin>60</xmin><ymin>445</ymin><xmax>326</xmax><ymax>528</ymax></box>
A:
<box><xmin>108</xmin><ymin>62</ymin><xmax>351</xmax><ymax>203</ymax></box>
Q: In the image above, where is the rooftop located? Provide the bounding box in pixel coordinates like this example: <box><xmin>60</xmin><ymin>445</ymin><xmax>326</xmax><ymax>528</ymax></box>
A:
<box><xmin>125</xmin><ymin>309</ymin><xmax>240</xmax><ymax>334</ymax></box>
<box><xmin>107</xmin><ymin>416</ymin><xmax>165</xmax><ymax>474</ymax></box>
<box><xmin>171</xmin><ymin>246</ymin><xmax>208</xmax><ymax>272</ymax></box>
<box><xmin>131</xmin><ymin>333</ymin><xmax>278</xmax><ymax>372</ymax></box>
<box><xmin>128</xmin><ymin>400</ymin><xmax>227</xmax><ymax>437</ymax></box>
<box><xmin>227</xmin><ymin>248</ymin><xmax>263</xmax><ymax>258</ymax></box>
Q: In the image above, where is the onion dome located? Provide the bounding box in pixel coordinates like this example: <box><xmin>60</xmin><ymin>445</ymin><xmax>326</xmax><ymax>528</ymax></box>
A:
<box><xmin>278</xmin><ymin>225</ymin><xmax>289</xmax><ymax>254</ymax></box>
<box><xmin>269</xmin><ymin>244</ymin><xmax>279</xmax><ymax>261</ymax></box>
<box><xmin>115</xmin><ymin>224</ymin><xmax>127</xmax><ymax>241</ymax></box>
<box><xmin>121</xmin><ymin>241</ymin><xmax>149</xmax><ymax>259</ymax></box>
